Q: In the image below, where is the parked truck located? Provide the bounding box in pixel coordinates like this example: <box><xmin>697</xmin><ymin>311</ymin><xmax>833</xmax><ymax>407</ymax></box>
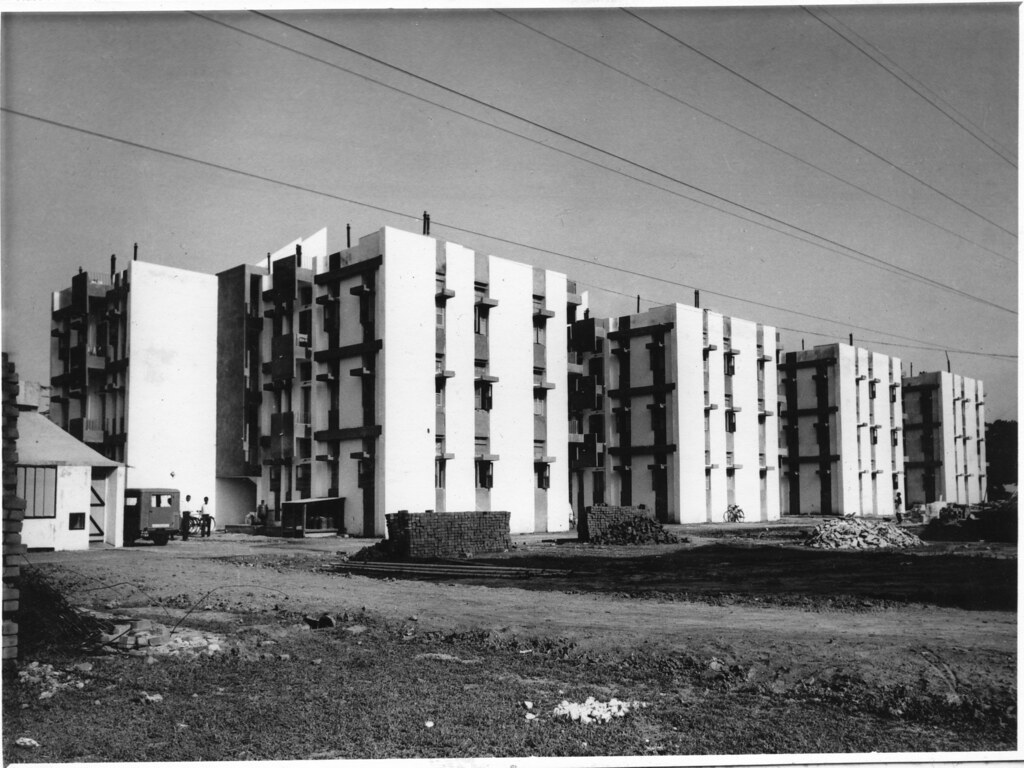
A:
<box><xmin>123</xmin><ymin>488</ymin><xmax>180</xmax><ymax>546</ymax></box>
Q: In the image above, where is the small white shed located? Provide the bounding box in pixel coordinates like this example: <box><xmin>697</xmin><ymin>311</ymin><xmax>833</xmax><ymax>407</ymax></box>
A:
<box><xmin>15</xmin><ymin>412</ymin><xmax>125</xmax><ymax>550</ymax></box>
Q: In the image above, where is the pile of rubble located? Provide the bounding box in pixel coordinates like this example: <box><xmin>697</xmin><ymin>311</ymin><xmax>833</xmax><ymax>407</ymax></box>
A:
<box><xmin>589</xmin><ymin>516</ymin><xmax>680</xmax><ymax>546</ymax></box>
<box><xmin>552</xmin><ymin>696</ymin><xmax>647</xmax><ymax>724</ymax></box>
<box><xmin>804</xmin><ymin>518</ymin><xmax>922</xmax><ymax>550</ymax></box>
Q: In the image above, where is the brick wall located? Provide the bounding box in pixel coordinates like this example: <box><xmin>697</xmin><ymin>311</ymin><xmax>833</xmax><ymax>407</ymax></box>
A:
<box><xmin>385</xmin><ymin>510</ymin><xmax>512</xmax><ymax>559</ymax></box>
<box><xmin>2</xmin><ymin>354</ymin><xmax>25</xmax><ymax>671</ymax></box>
<box><xmin>578</xmin><ymin>504</ymin><xmax>655</xmax><ymax>542</ymax></box>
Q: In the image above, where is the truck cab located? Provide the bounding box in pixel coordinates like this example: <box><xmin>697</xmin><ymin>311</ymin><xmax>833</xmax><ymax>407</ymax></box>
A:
<box><xmin>124</xmin><ymin>488</ymin><xmax>180</xmax><ymax>546</ymax></box>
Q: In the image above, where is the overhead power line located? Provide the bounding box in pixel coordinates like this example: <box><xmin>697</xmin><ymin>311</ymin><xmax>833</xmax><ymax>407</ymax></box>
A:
<box><xmin>803</xmin><ymin>5</ymin><xmax>1018</xmax><ymax>168</ymax></box>
<box><xmin>3</xmin><ymin>107</ymin><xmax>1013</xmax><ymax>361</ymax></box>
<box><xmin>232</xmin><ymin>11</ymin><xmax>1015</xmax><ymax>316</ymax></box>
<box><xmin>579</xmin><ymin>281</ymin><xmax>1016</xmax><ymax>361</ymax></box>
<box><xmin>622</xmin><ymin>8</ymin><xmax>1018</xmax><ymax>241</ymax></box>
<box><xmin>496</xmin><ymin>10</ymin><xmax>1015</xmax><ymax>266</ymax></box>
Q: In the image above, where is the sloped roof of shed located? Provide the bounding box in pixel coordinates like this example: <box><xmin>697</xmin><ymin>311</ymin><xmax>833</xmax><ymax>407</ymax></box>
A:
<box><xmin>14</xmin><ymin>412</ymin><xmax>122</xmax><ymax>468</ymax></box>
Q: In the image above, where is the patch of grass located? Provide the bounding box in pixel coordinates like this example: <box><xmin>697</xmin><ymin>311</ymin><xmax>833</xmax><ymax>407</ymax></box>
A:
<box><xmin>4</xmin><ymin>616</ymin><xmax>1014</xmax><ymax>761</ymax></box>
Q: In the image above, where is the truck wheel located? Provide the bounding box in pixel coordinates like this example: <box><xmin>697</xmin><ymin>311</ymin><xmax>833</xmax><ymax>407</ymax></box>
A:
<box><xmin>152</xmin><ymin>532</ymin><xmax>169</xmax><ymax>546</ymax></box>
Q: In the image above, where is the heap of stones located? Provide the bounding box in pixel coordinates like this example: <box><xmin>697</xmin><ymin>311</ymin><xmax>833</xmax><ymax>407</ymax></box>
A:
<box><xmin>804</xmin><ymin>518</ymin><xmax>922</xmax><ymax>550</ymax></box>
<box><xmin>589</xmin><ymin>516</ymin><xmax>680</xmax><ymax>546</ymax></box>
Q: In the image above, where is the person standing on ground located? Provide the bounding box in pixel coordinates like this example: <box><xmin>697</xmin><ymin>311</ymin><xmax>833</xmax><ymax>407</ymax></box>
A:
<box><xmin>180</xmin><ymin>494</ymin><xmax>192</xmax><ymax>541</ymax></box>
<box><xmin>894</xmin><ymin>491</ymin><xmax>903</xmax><ymax>524</ymax></box>
<box><xmin>200</xmin><ymin>496</ymin><xmax>214</xmax><ymax>537</ymax></box>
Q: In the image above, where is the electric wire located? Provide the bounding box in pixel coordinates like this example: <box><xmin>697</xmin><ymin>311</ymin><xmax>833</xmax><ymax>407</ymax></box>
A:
<box><xmin>804</xmin><ymin>5</ymin><xmax>1018</xmax><ymax>167</ymax></box>
<box><xmin>496</xmin><ymin>10</ymin><xmax>1015</xmax><ymax>266</ymax></box>
<box><xmin>2</xmin><ymin>105</ymin><xmax>1014</xmax><ymax>363</ymax></box>
<box><xmin>237</xmin><ymin>11</ymin><xmax>1015</xmax><ymax>316</ymax></box>
<box><xmin>622</xmin><ymin>8</ymin><xmax>1018</xmax><ymax>241</ymax></box>
<box><xmin>576</xmin><ymin>282</ymin><xmax>1016</xmax><ymax>361</ymax></box>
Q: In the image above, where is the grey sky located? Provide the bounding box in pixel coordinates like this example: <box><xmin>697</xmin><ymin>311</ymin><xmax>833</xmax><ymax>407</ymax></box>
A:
<box><xmin>2</xmin><ymin>5</ymin><xmax>1017</xmax><ymax>418</ymax></box>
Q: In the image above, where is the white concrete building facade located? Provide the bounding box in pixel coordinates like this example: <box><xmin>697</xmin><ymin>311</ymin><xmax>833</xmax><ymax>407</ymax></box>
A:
<box><xmin>568</xmin><ymin>303</ymin><xmax>780</xmax><ymax>524</ymax></box>
<box><xmin>779</xmin><ymin>343</ymin><xmax>904</xmax><ymax>517</ymax></box>
<box><xmin>902</xmin><ymin>371</ymin><xmax>986</xmax><ymax>505</ymax></box>
<box><xmin>223</xmin><ymin>226</ymin><xmax>576</xmax><ymax>536</ymax></box>
<box><xmin>49</xmin><ymin>258</ymin><xmax>218</xmax><ymax>531</ymax></box>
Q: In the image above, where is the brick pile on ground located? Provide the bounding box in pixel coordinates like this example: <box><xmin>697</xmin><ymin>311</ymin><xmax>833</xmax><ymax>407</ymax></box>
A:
<box><xmin>354</xmin><ymin>511</ymin><xmax>513</xmax><ymax>561</ymax></box>
<box><xmin>579</xmin><ymin>505</ymin><xmax>679</xmax><ymax>545</ymax></box>
<box><xmin>804</xmin><ymin>518</ymin><xmax>922</xmax><ymax>549</ymax></box>
<box><xmin>589</xmin><ymin>516</ymin><xmax>680</xmax><ymax>545</ymax></box>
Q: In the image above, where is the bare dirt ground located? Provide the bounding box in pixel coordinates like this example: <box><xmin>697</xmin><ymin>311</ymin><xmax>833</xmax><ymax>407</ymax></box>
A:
<box><xmin>24</xmin><ymin>524</ymin><xmax>1016</xmax><ymax>708</ymax></box>
<box><xmin>7</xmin><ymin>521</ymin><xmax>1017</xmax><ymax>758</ymax></box>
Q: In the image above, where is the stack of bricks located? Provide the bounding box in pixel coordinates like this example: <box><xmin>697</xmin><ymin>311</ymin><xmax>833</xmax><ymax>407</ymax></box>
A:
<box><xmin>578</xmin><ymin>504</ymin><xmax>655</xmax><ymax>542</ymax></box>
<box><xmin>2</xmin><ymin>354</ymin><xmax>25</xmax><ymax>672</ymax></box>
<box><xmin>385</xmin><ymin>510</ymin><xmax>512</xmax><ymax>559</ymax></box>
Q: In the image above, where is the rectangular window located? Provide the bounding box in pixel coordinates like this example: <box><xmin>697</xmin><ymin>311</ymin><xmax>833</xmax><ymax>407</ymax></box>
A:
<box><xmin>16</xmin><ymin>466</ymin><xmax>57</xmax><ymax>519</ymax></box>
<box><xmin>436</xmin><ymin>305</ymin><xmax>445</xmax><ymax>328</ymax></box>
<box><xmin>475</xmin><ymin>460</ymin><xmax>493</xmax><ymax>489</ymax></box>
<box><xmin>535</xmin><ymin>463</ymin><xmax>550</xmax><ymax>490</ymax></box>
<box><xmin>534</xmin><ymin>323</ymin><xmax>546</xmax><ymax>345</ymax></box>
<box><xmin>869</xmin><ymin>381</ymin><xmax>877</xmax><ymax>399</ymax></box>
<box><xmin>725</xmin><ymin>410</ymin><xmax>737</xmax><ymax>433</ymax></box>
<box><xmin>435</xmin><ymin>458</ymin><xmax>446</xmax><ymax>489</ymax></box>
<box><xmin>724</xmin><ymin>354</ymin><xmax>736</xmax><ymax>376</ymax></box>
<box><xmin>69</xmin><ymin>512</ymin><xmax>86</xmax><ymax>530</ymax></box>
<box><xmin>533</xmin><ymin>394</ymin><xmax>546</xmax><ymax>417</ymax></box>
<box><xmin>474</xmin><ymin>307</ymin><xmax>489</xmax><ymax>335</ymax></box>
<box><xmin>436</xmin><ymin>381</ymin><xmax>445</xmax><ymax>409</ymax></box>
<box><xmin>475</xmin><ymin>382</ymin><xmax>492</xmax><ymax>411</ymax></box>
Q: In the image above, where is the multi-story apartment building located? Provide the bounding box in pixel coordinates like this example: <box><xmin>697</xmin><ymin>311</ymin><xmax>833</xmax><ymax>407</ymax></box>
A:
<box><xmin>216</xmin><ymin>226</ymin><xmax>577</xmax><ymax>537</ymax></box>
<box><xmin>901</xmin><ymin>371</ymin><xmax>986</xmax><ymax>505</ymax></box>
<box><xmin>567</xmin><ymin>303</ymin><xmax>780</xmax><ymax>524</ymax></box>
<box><xmin>49</xmin><ymin>256</ymin><xmax>218</xmax><ymax>520</ymax></box>
<box><xmin>778</xmin><ymin>343</ymin><xmax>904</xmax><ymax>516</ymax></box>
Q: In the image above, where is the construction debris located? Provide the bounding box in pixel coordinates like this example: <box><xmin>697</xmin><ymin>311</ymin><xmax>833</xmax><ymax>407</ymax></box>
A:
<box><xmin>804</xmin><ymin>518</ymin><xmax>923</xmax><ymax>550</ymax></box>
<box><xmin>552</xmin><ymin>696</ymin><xmax>647</xmax><ymax>724</ymax></box>
<box><xmin>18</xmin><ymin>662</ymin><xmax>90</xmax><ymax>700</ymax></box>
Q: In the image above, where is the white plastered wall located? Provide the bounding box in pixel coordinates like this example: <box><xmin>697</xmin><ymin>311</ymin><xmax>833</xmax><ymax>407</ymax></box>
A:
<box><xmin>938</xmin><ymin>371</ymin><xmax>957</xmax><ymax>503</ymax></box>
<box><xmin>544</xmin><ymin>270</ymin><xmax>572</xmax><ymax>531</ymax></box>
<box><xmin>21</xmin><ymin>465</ymin><xmax>92</xmax><ymax>551</ymax></box>
<box><xmin>380</xmin><ymin>228</ymin><xmax>436</xmax><ymax>525</ymax></box>
<box><xmin>974</xmin><ymin>379</ymin><xmax>986</xmax><ymax>502</ymax></box>
<box><xmin>834</xmin><ymin>345</ymin><xmax>860</xmax><ymax>516</ymax></box>
<box><xmin>125</xmin><ymin>261</ymin><xmax>217</xmax><ymax>512</ymax></box>
<box><xmin>888</xmin><ymin>356</ymin><xmax>905</xmax><ymax>513</ymax></box>
<box><xmin>673</xmin><ymin>305</ymin><xmax>706</xmax><ymax>524</ymax></box>
<box><xmin>442</xmin><ymin>241</ymin><xmax>477</xmax><ymax>512</ymax></box>
<box><xmin>870</xmin><ymin>351</ymin><xmax>895</xmax><ymax>516</ymax></box>
<box><xmin>760</xmin><ymin>329</ymin><xmax>781</xmax><ymax>521</ymax></box>
<box><xmin>488</xmin><ymin>255</ymin><xmax>535</xmax><ymax>532</ymax></box>
<box><xmin>705</xmin><ymin>312</ymin><xmax>727</xmax><ymax>522</ymax></box>
<box><xmin>730</xmin><ymin>318</ymin><xmax>760</xmax><ymax>520</ymax></box>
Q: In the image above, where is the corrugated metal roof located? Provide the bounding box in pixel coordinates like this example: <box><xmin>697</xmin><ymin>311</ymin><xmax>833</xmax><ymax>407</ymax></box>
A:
<box><xmin>14</xmin><ymin>412</ymin><xmax>122</xmax><ymax>468</ymax></box>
